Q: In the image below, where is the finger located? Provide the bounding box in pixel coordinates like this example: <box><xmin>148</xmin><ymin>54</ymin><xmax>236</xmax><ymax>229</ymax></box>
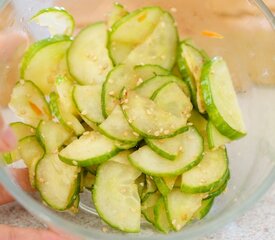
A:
<box><xmin>0</xmin><ymin>124</ymin><xmax>17</xmax><ymax>152</ymax></box>
<box><xmin>0</xmin><ymin>225</ymin><xmax>80</xmax><ymax>240</ymax></box>
<box><xmin>0</xmin><ymin>168</ymin><xmax>34</xmax><ymax>205</ymax></box>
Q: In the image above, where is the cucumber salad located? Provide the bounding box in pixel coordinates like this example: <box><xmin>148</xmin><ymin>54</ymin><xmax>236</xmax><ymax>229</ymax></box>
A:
<box><xmin>4</xmin><ymin>4</ymin><xmax>246</xmax><ymax>234</ymax></box>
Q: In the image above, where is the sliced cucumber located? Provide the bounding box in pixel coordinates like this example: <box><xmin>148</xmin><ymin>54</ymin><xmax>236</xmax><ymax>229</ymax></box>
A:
<box><xmin>145</xmin><ymin>134</ymin><xmax>183</xmax><ymax>160</ymax></box>
<box><xmin>36</xmin><ymin>120</ymin><xmax>72</xmax><ymax>153</ymax></box>
<box><xmin>31</xmin><ymin>7</ymin><xmax>75</xmax><ymax>36</ymax></box>
<box><xmin>73</xmin><ymin>85</ymin><xmax>105</xmax><ymax>124</ymax></box>
<box><xmin>207</xmin><ymin>121</ymin><xmax>231</xmax><ymax>149</ymax></box>
<box><xmin>134</xmin><ymin>64</ymin><xmax>170</xmax><ymax>82</ymax></box>
<box><xmin>121</xmin><ymin>91</ymin><xmax>187</xmax><ymax>139</ymax></box>
<box><xmin>165</xmin><ymin>189</ymin><xmax>203</xmax><ymax>231</ymax></box>
<box><xmin>126</xmin><ymin>12</ymin><xmax>178</xmax><ymax>70</ymax></box>
<box><xmin>49</xmin><ymin>92</ymin><xmax>84</xmax><ymax>136</ymax></box>
<box><xmin>134</xmin><ymin>75</ymin><xmax>185</xmax><ymax>99</ymax></box>
<box><xmin>93</xmin><ymin>160</ymin><xmax>141</xmax><ymax>232</ymax></box>
<box><xmin>114</xmin><ymin>140</ymin><xmax>137</xmax><ymax>150</ymax></box>
<box><xmin>102</xmin><ymin>64</ymin><xmax>138</xmax><ymax>116</ymax></box>
<box><xmin>19</xmin><ymin>136</ymin><xmax>44</xmax><ymax>187</ymax></box>
<box><xmin>153</xmin><ymin>177</ymin><xmax>171</xmax><ymax>196</ymax></box>
<box><xmin>9</xmin><ymin>81</ymin><xmax>51</xmax><ymax>126</ymax></box>
<box><xmin>178</xmin><ymin>42</ymin><xmax>206</xmax><ymax>112</ymax></box>
<box><xmin>20</xmin><ymin>35</ymin><xmax>72</xmax><ymax>94</ymax></box>
<box><xmin>129</xmin><ymin>127</ymin><xmax>203</xmax><ymax>176</ymax></box>
<box><xmin>107</xmin><ymin>3</ymin><xmax>128</xmax><ymax>28</ymax></box>
<box><xmin>193</xmin><ymin>197</ymin><xmax>214</xmax><ymax>220</ymax></box>
<box><xmin>181</xmin><ymin>147</ymin><xmax>228</xmax><ymax>193</ymax></box>
<box><xmin>141</xmin><ymin>191</ymin><xmax>161</xmax><ymax>225</ymax></box>
<box><xmin>36</xmin><ymin>153</ymin><xmax>80</xmax><ymax>210</ymax></box>
<box><xmin>86</xmin><ymin>165</ymin><xmax>98</xmax><ymax>175</ymax></box>
<box><xmin>10</xmin><ymin>122</ymin><xmax>35</xmax><ymax>140</ymax></box>
<box><xmin>55</xmin><ymin>75</ymin><xmax>77</xmax><ymax>116</ymax></box>
<box><xmin>59</xmin><ymin>131</ymin><xmax>120</xmax><ymax>167</ymax></box>
<box><xmin>141</xmin><ymin>175</ymin><xmax>157</xmax><ymax>201</ymax></box>
<box><xmin>154</xmin><ymin>197</ymin><xmax>172</xmax><ymax>233</ymax></box>
<box><xmin>206</xmin><ymin>177</ymin><xmax>228</xmax><ymax>199</ymax></box>
<box><xmin>201</xmin><ymin>57</ymin><xmax>246</xmax><ymax>139</ymax></box>
<box><xmin>68</xmin><ymin>22</ymin><xmax>113</xmax><ymax>85</ymax></box>
<box><xmin>99</xmin><ymin>105</ymin><xmax>141</xmax><ymax>143</ymax></box>
<box><xmin>136</xmin><ymin>174</ymin><xmax>146</xmax><ymax>197</ymax></box>
<box><xmin>109</xmin><ymin>7</ymin><xmax>163</xmax><ymax>64</ymax></box>
<box><xmin>152</xmin><ymin>82</ymin><xmax>192</xmax><ymax>119</ymax></box>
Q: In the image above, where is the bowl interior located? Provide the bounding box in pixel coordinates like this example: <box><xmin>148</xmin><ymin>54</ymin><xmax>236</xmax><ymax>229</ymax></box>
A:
<box><xmin>0</xmin><ymin>0</ymin><xmax>275</xmax><ymax>239</ymax></box>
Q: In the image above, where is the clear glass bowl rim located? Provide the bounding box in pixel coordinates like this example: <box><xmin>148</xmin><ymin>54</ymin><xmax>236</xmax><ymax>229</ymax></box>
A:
<box><xmin>0</xmin><ymin>0</ymin><xmax>275</xmax><ymax>239</ymax></box>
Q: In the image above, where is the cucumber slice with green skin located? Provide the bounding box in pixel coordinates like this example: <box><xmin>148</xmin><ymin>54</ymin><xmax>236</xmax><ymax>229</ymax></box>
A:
<box><xmin>129</xmin><ymin>127</ymin><xmax>203</xmax><ymax>177</ymax></box>
<box><xmin>109</xmin><ymin>7</ymin><xmax>163</xmax><ymax>64</ymax></box>
<box><xmin>114</xmin><ymin>140</ymin><xmax>138</xmax><ymax>150</ymax></box>
<box><xmin>126</xmin><ymin>12</ymin><xmax>178</xmax><ymax>70</ymax></box>
<box><xmin>152</xmin><ymin>82</ymin><xmax>193</xmax><ymax>119</ymax></box>
<box><xmin>31</xmin><ymin>7</ymin><xmax>75</xmax><ymax>36</ymax></box>
<box><xmin>1</xmin><ymin>153</ymin><xmax>12</xmax><ymax>164</ymax></box>
<box><xmin>55</xmin><ymin>75</ymin><xmax>78</xmax><ymax>116</ymax></box>
<box><xmin>141</xmin><ymin>176</ymin><xmax>158</xmax><ymax>201</ymax></box>
<box><xmin>107</xmin><ymin>3</ymin><xmax>128</xmax><ymax>28</ymax></box>
<box><xmin>141</xmin><ymin>191</ymin><xmax>161</xmax><ymax>225</ymax></box>
<box><xmin>20</xmin><ymin>35</ymin><xmax>72</xmax><ymax>95</ymax></box>
<box><xmin>136</xmin><ymin>174</ymin><xmax>146</xmax><ymax>197</ymax></box>
<box><xmin>9</xmin><ymin>81</ymin><xmax>51</xmax><ymax>126</ymax></box>
<box><xmin>181</xmin><ymin>147</ymin><xmax>228</xmax><ymax>193</ymax></box>
<box><xmin>165</xmin><ymin>188</ymin><xmax>203</xmax><ymax>231</ymax></box>
<box><xmin>49</xmin><ymin>92</ymin><xmax>85</xmax><ymax>136</ymax></box>
<box><xmin>193</xmin><ymin>197</ymin><xmax>215</xmax><ymax>220</ymax></box>
<box><xmin>121</xmin><ymin>91</ymin><xmax>188</xmax><ymax>139</ymax></box>
<box><xmin>145</xmin><ymin>133</ymin><xmax>183</xmax><ymax>160</ymax></box>
<box><xmin>154</xmin><ymin>197</ymin><xmax>172</xmax><ymax>233</ymax></box>
<box><xmin>73</xmin><ymin>85</ymin><xmax>105</xmax><ymax>124</ymax></box>
<box><xmin>36</xmin><ymin>120</ymin><xmax>72</xmax><ymax>153</ymax></box>
<box><xmin>93</xmin><ymin>160</ymin><xmax>141</xmax><ymax>233</ymax></box>
<box><xmin>134</xmin><ymin>75</ymin><xmax>186</xmax><ymax>99</ymax></box>
<box><xmin>207</xmin><ymin>121</ymin><xmax>231</xmax><ymax>149</ymax></box>
<box><xmin>205</xmin><ymin>178</ymin><xmax>228</xmax><ymax>199</ymax></box>
<box><xmin>59</xmin><ymin>131</ymin><xmax>120</xmax><ymax>167</ymax></box>
<box><xmin>36</xmin><ymin>153</ymin><xmax>80</xmax><ymax>211</ymax></box>
<box><xmin>10</xmin><ymin>122</ymin><xmax>35</xmax><ymax>140</ymax></box>
<box><xmin>99</xmin><ymin>105</ymin><xmax>141</xmax><ymax>143</ymax></box>
<box><xmin>67</xmin><ymin>22</ymin><xmax>113</xmax><ymax>85</ymax></box>
<box><xmin>134</xmin><ymin>64</ymin><xmax>170</xmax><ymax>82</ymax></box>
<box><xmin>69</xmin><ymin>195</ymin><xmax>80</xmax><ymax>214</ymax></box>
<box><xmin>19</xmin><ymin>136</ymin><xmax>44</xmax><ymax>187</ymax></box>
<box><xmin>153</xmin><ymin>177</ymin><xmax>171</xmax><ymax>196</ymax></box>
<box><xmin>178</xmin><ymin>42</ymin><xmax>206</xmax><ymax>112</ymax></box>
<box><xmin>200</xmin><ymin>57</ymin><xmax>246</xmax><ymax>140</ymax></box>
<box><xmin>102</xmin><ymin>64</ymin><xmax>138</xmax><ymax>117</ymax></box>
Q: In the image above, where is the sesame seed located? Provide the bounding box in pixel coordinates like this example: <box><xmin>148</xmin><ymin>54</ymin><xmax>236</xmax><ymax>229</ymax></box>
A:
<box><xmin>147</xmin><ymin>129</ymin><xmax>152</xmax><ymax>134</ymax></box>
<box><xmin>174</xmin><ymin>22</ymin><xmax>178</xmax><ymax>27</ymax></box>
<box><xmin>160</xmin><ymin>55</ymin><xmax>166</xmax><ymax>60</ymax></box>
<box><xmin>122</xmin><ymin>105</ymin><xmax>129</xmax><ymax>110</ymax></box>
<box><xmin>140</xmin><ymin>182</ymin><xmax>144</xmax><ymax>186</ymax></box>
<box><xmin>133</xmin><ymin>132</ymin><xmax>139</xmax><ymax>137</ymax></box>
<box><xmin>172</xmin><ymin>219</ymin><xmax>177</xmax><ymax>225</ymax></box>
<box><xmin>108</xmin><ymin>79</ymin><xmax>114</xmax><ymax>84</ymax></box>
<box><xmin>170</xmin><ymin>7</ymin><xmax>177</xmax><ymax>13</ymax></box>
<box><xmin>164</xmin><ymin>130</ymin><xmax>170</xmax><ymax>135</ymax></box>
<box><xmin>39</xmin><ymin>178</ymin><xmax>45</xmax><ymax>183</ymax></box>
<box><xmin>124</xmin><ymin>98</ymin><xmax>129</xmax><ymax>104</ymax></box>
<box><xmin>83</xmin><ymin>131</ymin><xmax>89</xmax><ymax>136</ymax></box>
<box><xmin>136</xmin><ymin>78</ymin><xmax>144</xmax><ymax>86</ymax></box>
<box><xmin>161</xmin><ymin>22</ymin><xmax>166</xmax><ymax>28</ymax></box>
<box><xmin>187</xmin><ymin>122</ymin><xmax>193</xmax><ymax>126</ymax></box>
<box><xmin>19</xmin><ymin>79</ymin><xmax>25</xmax><ymax>85</ymax></box>
<box><xmin>72</xmin><ymin>161</ymin><xmax>78</xmax><ymax>166</ymax></box>
<box><xmin>179</xmin><ymin>146</ymin><xmax>183</xmax><ymax>152</ymax></box>
<box><xmin>123</xmin><ymin>131</ymin><xmax>128</xmax><ymax>137</ymax></box>
<box><xmin>120</xmin><ymin>187</ymin><xmax>127</xmax><ymax>193</ymax></box>
<box><xmin>102</xmin><ymin>227</ymin><xmax>108</xmax><ymax>233</ymax></box>
<box><xmin>128</xmin><ymin>119</ymin><xmax>133</xmax><ymax>124</ymax></box>
<box><xmin>154</xmin><ymin>131</ymin><xmax>160</xmax><ymax>136</ymax></box>
<box><xmin>93</xmin><ymin>56</ymin><xmax>98</xmax><ymax>61</ymax></box>
<box><xmin>67</xmin><ymin>121</ymin><xmax>72</xmax><ymax>126</ymax></box>
<box><xmin>159</xmin><ymin>128</ymin><xmax>164</xmax><ymax>133</ymax></box>
<box><xmin>81</xmin><ymin>110</ymin><xmax>87</xmax><ymax>115</ymax></box>
<box><xmin>176</xmin><ymin>224</ymin><xmax>181</xmax><ymax>230</ymax></box>
<box><xmin>146</xmin><ymin>109</ymin><xmax>152</xmax><ymax>115</ymax></box>
<box><xmin>108</xmin><ymin>91</ymin><xmax>114</xmax><ymax>96</ymax></box>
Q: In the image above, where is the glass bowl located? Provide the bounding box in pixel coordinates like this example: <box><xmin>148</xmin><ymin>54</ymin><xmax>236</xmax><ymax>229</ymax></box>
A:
<box><xmin>0</xmin><ymin>0</ymin><xmax>275</xmax><ymax>239</ymax></box>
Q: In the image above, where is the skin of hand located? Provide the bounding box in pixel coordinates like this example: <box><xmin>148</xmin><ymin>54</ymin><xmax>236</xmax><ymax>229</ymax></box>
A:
<box><xmin>0</xmin><ymin>116</ymin><xmax>79</xmax><ymax>240</ymax></box>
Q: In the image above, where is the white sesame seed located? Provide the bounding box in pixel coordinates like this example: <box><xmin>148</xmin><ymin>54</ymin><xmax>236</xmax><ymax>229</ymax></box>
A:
<box><xmin>187</xmin><ymin>122</ymin><xmax>193</xmax><ymax>126</ymax></box>
<box><xmin>164</xmin><ymin>130</ymin><xmax>170</xmax><ymax>135</ymax></box>
<box><xmin>108</xmin><ymin>91</ymin><xmax>114</xmax><ymax>96</ymax></box>
<box><xmin>128</xmin><ymin>119</ymin><xmax>133</xmax><ymax>124</ymax></box>
<box><xmin>67</xmin><ymin>121</ymin><xmax>72</xmax><ymax>126</ymax></box>
<box><xmin>179</xmin><ymin>146</ymin><xmax>183</xmax><ymax>152</ymax></box>
<box><xmin>102</xmin><ymin>227</ymin><xmax>108</xmax><ymax>233</ymax></box>
<box><xmin>170</xmin><ymin>7</ymin><xmax>177</xmax><ymax>13</ymax></box>
<box><xmin>83</xmin><ymin>131</ymin><xmax>90</xmax><ymax>136</ymax></box>
<box><xmin>172</xmin><ymin>219</ymin><xmax>177</xmax><ymax>225</ymax></box>
<box><xmin>154</xmin><ymin>131</ymin><xmax>160</xmax><ymax>136</ymax></box>
<box><xmin>108</xmin><ymin>79</ymin><xmax>114</xmax><ymax>84</ymax></box>
<box><xmin>176</xmin><ymin>224</ymin><xmax>181</xmax><ymax>230</ymax></box>
<box><xmin>133</xmin><ymin>132</ymin><xmax>139</xmax><ymax>137</ymax></box>
<box><xmin>136</xmin><ymin>78</ymin><xmax>144</xmax><ymax>86</ymax></box>
<box><xmin>72</xmin><ymin>161</ymin><xmax>78</xmax><ymax>166</ymax></box>
<box><xmin>81</xmin><ymin>110</ymin><xmax>87</xmax><ymax>115</ymax></box>
<box><xmin>19</xmin><ymin>79</ymin><xmax>25</xmax><ymax>85</ymax></box>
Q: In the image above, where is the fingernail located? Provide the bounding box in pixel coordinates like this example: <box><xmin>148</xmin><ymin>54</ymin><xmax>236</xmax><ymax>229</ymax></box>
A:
<box><xmin>2</xmin><ymin>127</ymin><xmax>17</xmax><ymax>150</ymax></box>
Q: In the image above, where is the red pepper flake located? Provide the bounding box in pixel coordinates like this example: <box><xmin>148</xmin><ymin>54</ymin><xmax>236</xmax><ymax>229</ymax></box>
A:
<box><xmin>29</xmin><ymin>101</ymin><xmax>43</xmax><ymax>116</ymax></box>
<box><xmin>202</xmin><ymin>30</ymin><xmax>224</xmax><ymax>39</ymax></box>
